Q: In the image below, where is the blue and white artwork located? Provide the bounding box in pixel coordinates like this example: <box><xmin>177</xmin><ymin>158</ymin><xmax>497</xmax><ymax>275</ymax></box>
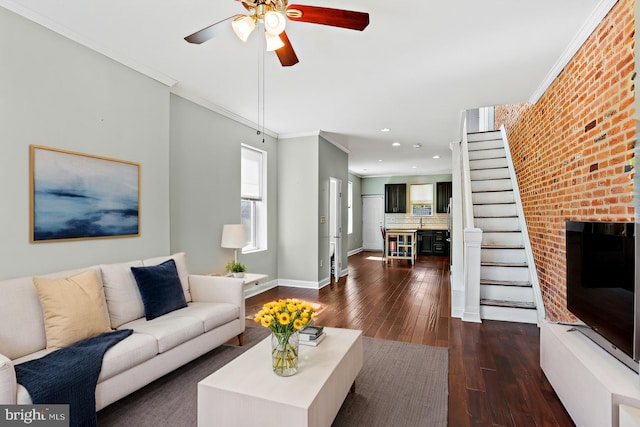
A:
<box><xmin>31</xmin><ymin>146</ymin><xmax>140</xmax><ymax>241</ymax></box>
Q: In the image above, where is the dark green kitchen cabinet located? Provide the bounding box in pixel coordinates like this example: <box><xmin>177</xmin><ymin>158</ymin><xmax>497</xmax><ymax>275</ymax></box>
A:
<box><xmin>418</xmin><ymin>230</ymin><xmax>434</xmax><ymax>255</ymax></box>
<box><xmin>436</xmin><ymin>182</ymin><xmax>452</xmax><ymax>213</ymax></box>
<box><xmin>385</xmin><ymin>184</ymin><xmax>407</xmax><ymax>213</ymax></box>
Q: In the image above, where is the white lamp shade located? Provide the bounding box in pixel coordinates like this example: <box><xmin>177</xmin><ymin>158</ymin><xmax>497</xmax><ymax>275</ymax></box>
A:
<box><xmin>221</xmin><ymin>224</ymin><xmax>247</xmax><ymax>249</ymax></box>
<box><xmin>265</xmin><ymin>32</ymin><xmax>284</xmax><ymax>51</ymax></box>
<box><xmin>232</xmin><ymin>15</ymin><xmax>256</xmax><ymax>42</ymax></box>
<box><xmin>264</xmin><ymin>11</ymin><xmax>286</xmax><ymax>36</ymax></box>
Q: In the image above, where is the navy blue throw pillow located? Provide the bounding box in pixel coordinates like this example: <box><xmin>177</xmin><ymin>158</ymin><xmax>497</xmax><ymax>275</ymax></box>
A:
<box><xmin>131</xmin><ymin>259</ymin><xmax>188</xmax><ymax>320</ymax></box>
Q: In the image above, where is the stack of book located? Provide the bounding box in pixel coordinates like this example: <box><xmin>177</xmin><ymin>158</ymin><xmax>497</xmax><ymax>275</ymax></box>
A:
<box><xmin>299</xmin><ymin>326</ymin><xmax>326</xmax><ymax>347</ymax></box>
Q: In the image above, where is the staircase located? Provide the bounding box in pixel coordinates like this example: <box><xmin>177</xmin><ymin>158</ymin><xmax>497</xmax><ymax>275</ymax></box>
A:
<box><xmin>467</xmin><ymin>130</ymin><xmax>538</xmax><ymax>324</ymax></box>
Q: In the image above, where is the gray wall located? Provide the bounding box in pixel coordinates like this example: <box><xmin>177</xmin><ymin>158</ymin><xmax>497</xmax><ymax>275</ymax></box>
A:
<box><xmin>0</xmin><ymin>7</ymin><xmax>171</xmax><ymax>279</ymax></box>
<box><xmin>277</xmin><ymin>135</ymin><xmax>349</xmax><ymax>284</ymax></box>
<box><xmin>318</xmin><ymin>136</ymin><xmax>348</xmax><ymax>282</ymax></box>
<box><xmin>347</xmin><ymin>173</ymin><xmax>363</xmax><ymax>253</ymax></box>
<box><xmin>169</xmin><ymin>95</ymin><xmax>278</xmax><ymax>278</ymax></box>
<box><xmin>277</xmin><ymin>136</ymin><xmax>319</xmax><ymax>282</ymax></box>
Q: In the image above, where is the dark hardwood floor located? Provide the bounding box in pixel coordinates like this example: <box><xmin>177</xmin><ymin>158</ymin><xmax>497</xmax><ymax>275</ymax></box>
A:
<box><xmin>245</xmin><ymin>251</ymin><xmax>575</xmax><ymax>427</ymax></box>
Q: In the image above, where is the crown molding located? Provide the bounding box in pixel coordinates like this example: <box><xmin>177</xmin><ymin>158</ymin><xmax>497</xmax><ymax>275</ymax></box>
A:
<box><xmin>529</xmin><ymin>0</ymin><xmax>617</xmax><ymax>104</ymax></box>
<box><xmin>171</xmin><ymin>86</ymin><xmax>279</xmax><ymax>139</ymax></box>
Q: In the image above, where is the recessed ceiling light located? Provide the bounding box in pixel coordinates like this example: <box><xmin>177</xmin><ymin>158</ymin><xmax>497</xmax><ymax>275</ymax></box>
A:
<box><xmin>412</xmin><ymin>166</ymin><xmax>417</xmax><ymax>169</ymax></box>
<box><xmin>378</xmin><ymin>159</ymin><xmax>383</xmax><ymax>162</ymax></box>
<box><xmin>413</xmin><ymin>144</ymin><xmax>422</xmax><ymax>149</ymax></box>
<box><xmin>392</xmin><ymin>142</ymin><xmax>401</xmax><ymax>147</ymax></box>
<box><xmin>433</xmin><ymin>155</ymin><xmax>440</xmax><ymax>159</ymax></box>
<box><xmin>381</xmin><ymin>128</ymin><xmax>390</xmax><ymax>132</ymax></box>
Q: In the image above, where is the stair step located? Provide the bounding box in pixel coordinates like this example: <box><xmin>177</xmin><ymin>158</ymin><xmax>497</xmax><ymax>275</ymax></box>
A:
<box><xmin>476</xmin><ymin>217</ymin><xmax>521</xmax><ymax>232</ymax></box>
<box><xmin>473</xmin><ymin>191</ymin><xmax>515</xmax><ymax>205</ymax></box>
<box><xmin>480</xmin><ymin>304</ymin><xmax>538</xmax><ymax>324</ymax></box>
<box><xmin>467</xmin><ymin>131</ymin><xmax>502</xmax><ymax>142</ymax></box>
<box><xmin>470</xmin><ymin>168</ymin><xmax>510</xmax><ymax>181</ymax></box>
<box><xmin>471</xmin><ymin>179</ymin><xmax>513</xmax><ymax>193</ymax></box>
<box><xmin>482</xmin><ymin>232</ymin><xmax>524</xmax><ymax>247</ymax></box>
<box><xmin>481</xmin><ymin>299</ymin><xmax>536</xmax><ymax>309</ymax></box>
<box><xmin>481</xmin><ymin>264</ymin><xmax>530</xmax><ymax>282</ymax></box>
<box><xmin>481</xmin><ymin>248</ymin><xmax>527</xmax><ymax>264</ymax></box>
<box><xmin>480</xmin><ymin>284</ymin><xmax>534</xmax><ymax>303</ymax></box>
<box><xmin>482</xmin><ymin>261</ymin><xmax>528</xmax><ymax>267</ymax></box>
<box><xmin>468</xmin><ymin>148</ymin><xmax>506</xmax><ymax>161</ymax></box>
<box><xmin>481</xmin><ymin>279</ymin><xmax>531</xmax><ymax>287</ymax></box>
<box><xmin>482</xmin><ymin>244</ymin><xmax>525</xmax><ymax>249</ymax></box>
<box><xmin>474</xmin><ymin>203</ymin><xmax>517</xmax><ymax>217</ymax></box>
<box><xmin>467</xmin><ymin>139</ymin><xmax>504</xmax><ymax>151</ymax></box>
<box><xmin>469</xmin><ymin>157</ymin><xmax>509</xmax><ymax>170</ymax></box>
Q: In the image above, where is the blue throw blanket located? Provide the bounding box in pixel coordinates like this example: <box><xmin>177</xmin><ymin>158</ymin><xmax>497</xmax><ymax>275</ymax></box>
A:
<box><xmin>15</xmin><ymin>329</ymin><xmax>133</xmax><ymax>427</ymax></box>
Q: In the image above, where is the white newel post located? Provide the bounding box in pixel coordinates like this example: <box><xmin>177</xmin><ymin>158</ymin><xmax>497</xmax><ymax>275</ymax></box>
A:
<box><xmin>462</xmin><ymin>227</ymin><xmax>483</xmax><ymax>323</ymax></box>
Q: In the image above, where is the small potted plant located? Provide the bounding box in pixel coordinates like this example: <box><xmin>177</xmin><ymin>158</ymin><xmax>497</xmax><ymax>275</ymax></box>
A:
<box><xmin>226</xmin><ymin>261</ymin><xmax>246</xmax><ymax>278</ymax></box>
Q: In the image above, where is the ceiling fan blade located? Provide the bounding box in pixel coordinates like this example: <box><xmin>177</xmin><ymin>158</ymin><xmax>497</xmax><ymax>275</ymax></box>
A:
<box><xmin>185</xmin><ymin>15</ymin><xmax>238</xmax><ymax>44</ymax></box>
<box><xmin>275</xmin><ymin>31</ymin><xmax>299</xmax><ymax>67</ymax></box>
<box><xmin>286</xmin><ymin>4</ymin><xmax>369</xmax><ymax>31</ymax></box>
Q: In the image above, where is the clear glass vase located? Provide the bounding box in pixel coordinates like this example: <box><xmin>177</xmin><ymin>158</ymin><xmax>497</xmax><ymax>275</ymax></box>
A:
<box><xmin>271</xmin><ymin>331</ymin><xmax>299</xmax><ymax>376</ymax></box>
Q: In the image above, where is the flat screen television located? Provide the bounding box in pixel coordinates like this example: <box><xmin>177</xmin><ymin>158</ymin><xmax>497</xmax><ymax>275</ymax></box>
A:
<box><xmin>565</xmin><ymin>220</ymin><xmax>638</xmax><ymax>372</ymax></box>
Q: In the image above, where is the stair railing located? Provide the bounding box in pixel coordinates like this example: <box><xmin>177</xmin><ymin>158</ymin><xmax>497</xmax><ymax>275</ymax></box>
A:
<box><xmin>499</xmin><ymin>126</ymin><xmax>545</xmax><ymax>324</ymax></box>
<box><xmin>459</xmin><ymin>112</ymin><xmax>483</xmax><ymax>323</ymax></box>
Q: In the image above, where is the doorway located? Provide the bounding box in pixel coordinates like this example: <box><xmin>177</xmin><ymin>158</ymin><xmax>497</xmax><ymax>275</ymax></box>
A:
<box><xmin>329</xmin><ymin>177</ymin><xmax>342</xmax><ymax>282</ymax></box>
<box><xmin>362</xmin><ymin>196</ymin><xmax>384</xmax><ymax>251</ymax></box>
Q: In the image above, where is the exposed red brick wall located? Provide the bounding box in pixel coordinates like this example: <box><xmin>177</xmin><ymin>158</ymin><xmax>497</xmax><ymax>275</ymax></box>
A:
<box><xmin>494</xmin><ymin>103</ymin><xmax>528</xmax><ymax>131</ymax></box>
<box><xmin>495</xmin><ymin>0</ymin><xmax>636</xmax><ymax>322</ymax></box>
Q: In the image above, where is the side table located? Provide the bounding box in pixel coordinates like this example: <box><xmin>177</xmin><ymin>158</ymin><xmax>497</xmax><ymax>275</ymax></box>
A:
<box><xmin>239</xmin><ymin>273</ymin><xmax>268</xmax><ymax>286</ymax></box>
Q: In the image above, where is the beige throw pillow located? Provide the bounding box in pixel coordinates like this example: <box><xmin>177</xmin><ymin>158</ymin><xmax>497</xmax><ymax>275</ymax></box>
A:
<box><xmin>33</xmin><ymin>269</ymin><xmax>112</xmax><ymax>350</ymax></box>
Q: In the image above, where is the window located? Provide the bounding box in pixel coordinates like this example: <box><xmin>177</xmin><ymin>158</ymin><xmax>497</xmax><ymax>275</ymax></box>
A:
<box><xmin>348</xmin><ymin>181</ymin><xmax>353</xmax><ymax>234</ymax></box>
<box><xmin>241</xmin><ymin>145</ymin><xmax>267</xmax><ymax>252</ymax></box>
<box><xmin>409</xmin><ymin>184</ymin><xmax>433</xmax><ymax>216</ymax></box>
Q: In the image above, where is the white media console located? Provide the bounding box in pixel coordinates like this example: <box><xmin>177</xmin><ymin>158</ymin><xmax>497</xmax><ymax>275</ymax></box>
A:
<box><xmin>541</xmin><ymin>321</ymin><xmax>640</xmax><ymax>427</ymax></box>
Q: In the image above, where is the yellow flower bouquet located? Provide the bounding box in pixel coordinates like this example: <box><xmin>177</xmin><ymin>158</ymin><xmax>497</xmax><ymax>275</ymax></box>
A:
<box><xmin>254</xmin><ymin>299</ymin><xmax>316</xmax><ymax>376</ymax></box>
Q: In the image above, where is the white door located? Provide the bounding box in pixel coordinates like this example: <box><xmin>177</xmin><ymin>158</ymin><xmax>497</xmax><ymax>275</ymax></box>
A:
<box><xmin>329</xmin><ymin>178</ymin><xmax>342</xmax><ymax>281</ymax></box>
<box><xmin>362</xmin><ymin>196</ymin><xmax>384</xmax><ymax>251</ymax></box>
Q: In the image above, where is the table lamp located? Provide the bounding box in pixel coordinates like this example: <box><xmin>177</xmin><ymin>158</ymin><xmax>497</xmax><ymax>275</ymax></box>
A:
<box><xmin>221</xmin><ymin>224</ymin><xmax>246</xmax><ymax>263</ymax></box>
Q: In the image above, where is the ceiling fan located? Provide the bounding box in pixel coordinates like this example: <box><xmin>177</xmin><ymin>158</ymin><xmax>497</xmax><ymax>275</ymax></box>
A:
<box><xmin>185</xmin><ymin>0</ymin><xmax>369</xmax><ymax>67</ymax></box>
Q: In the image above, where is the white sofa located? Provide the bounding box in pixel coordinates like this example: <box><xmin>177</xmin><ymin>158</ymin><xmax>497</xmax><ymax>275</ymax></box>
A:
<box><xmin>0</xmin><ymin>252</ymin><xmax>245</xmax><ymax>410</ymax></box>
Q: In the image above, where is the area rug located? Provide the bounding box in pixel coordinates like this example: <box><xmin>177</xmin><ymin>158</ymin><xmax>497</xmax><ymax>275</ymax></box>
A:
<box><xmin>97</xmin><ymin>327</ymin><xmax>448</xmax><ymax>427</ymax></box>
<box><xmin>245</xmin><ymin>300</ymin><xmax>328</xmax><ymax>321</ymax></box>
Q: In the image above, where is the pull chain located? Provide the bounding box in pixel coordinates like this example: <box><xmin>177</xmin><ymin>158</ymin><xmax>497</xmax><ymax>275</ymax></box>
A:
<box><xmin>257</xmin><ymin>33</ymin><xmax>265</xmax><ymax>143</ymax></box>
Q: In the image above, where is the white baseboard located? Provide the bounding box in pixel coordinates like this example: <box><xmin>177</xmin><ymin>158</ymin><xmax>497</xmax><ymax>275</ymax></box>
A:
<box><xmin>348</xmin><ymin>248</ymin><xmax>363</xmax><ymax>256</ymax></box>
<box><xmin>277</xmin><ymin>278</ymin><xmax>324</xmax><ymax>289</ymax></box>
<box><xmin>244</xmin><ymin>271</ymin><xmax>350</xmax><ymax>298</ymax></box>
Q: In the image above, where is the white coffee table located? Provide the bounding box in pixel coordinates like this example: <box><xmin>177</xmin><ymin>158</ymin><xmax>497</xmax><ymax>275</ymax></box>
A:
<box><xmin>198</xmin><ymin>327</ymin><xmax>363</xmax><ymax>427</ymax></box>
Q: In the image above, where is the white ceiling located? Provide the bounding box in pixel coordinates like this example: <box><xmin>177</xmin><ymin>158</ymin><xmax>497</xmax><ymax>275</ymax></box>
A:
<box><xmin>3</xmin><ymin>0</ymin><xmax>601</xmax><ymax>176</ymax></box>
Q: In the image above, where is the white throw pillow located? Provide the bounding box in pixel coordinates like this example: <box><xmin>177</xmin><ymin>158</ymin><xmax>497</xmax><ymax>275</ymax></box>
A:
<box><xmin>100</xmin><ymin>260</ymin><xmax>145</xmax><ymax>328</ymax></box>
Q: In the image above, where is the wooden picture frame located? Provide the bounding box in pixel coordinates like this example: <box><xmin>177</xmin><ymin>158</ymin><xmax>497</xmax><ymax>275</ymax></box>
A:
<box><xmin>30</xmin><ymin>145</ymin><xmax>141</xmax><ymax>242</ymax></box>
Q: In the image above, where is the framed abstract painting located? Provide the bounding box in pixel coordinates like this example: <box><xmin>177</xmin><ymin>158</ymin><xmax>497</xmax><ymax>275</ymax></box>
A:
<box><xmin>30</xmin><ymin>145</ymin><xmax>140</xmax><ymax>242</ymax></box>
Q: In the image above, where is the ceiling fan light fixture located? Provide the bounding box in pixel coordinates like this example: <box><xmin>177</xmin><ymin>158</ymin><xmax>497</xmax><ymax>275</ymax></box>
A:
<box><xmin>232</xmin><ymin>15</ymin><xmax>256</xmax><ymax>42</ymax></box>
<box><xmin>264</xmin><ymin>11</ymin><xmax>286</xmax><ymax>35</ymax></box>
<box><xmin>265</xmin><ymin>32</ymin><xmax>285</xmax><ymax>51</ymax></box>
